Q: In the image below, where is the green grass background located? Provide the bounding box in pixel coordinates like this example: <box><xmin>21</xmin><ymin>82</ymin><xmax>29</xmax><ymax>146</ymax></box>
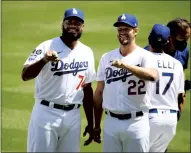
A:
<box><xmin>2</xmin><ymin>1</ymin><xmax>190</xmax><ymax>152</ymax></box>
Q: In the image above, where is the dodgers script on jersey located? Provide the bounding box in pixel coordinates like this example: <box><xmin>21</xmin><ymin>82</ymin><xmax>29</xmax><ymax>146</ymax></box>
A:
<box><xmin>24</xmin><ymin>37</ymin><xmax>96</xmax><ymax>105</ymax></box>
<box><xmin>149</xmin><ymin>53</ymin><xmax>184</xmax><ymax>110</ymax></box>
<box><xmin>97</xmin><ymin>46</ymin><xmax>157</xmax><ymax>113</ymax></box>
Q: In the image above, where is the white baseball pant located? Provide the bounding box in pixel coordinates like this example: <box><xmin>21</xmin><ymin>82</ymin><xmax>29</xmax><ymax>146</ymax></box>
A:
<box><xmin>27</xmin><ymin>101</ymin><xmax>81</xmax><ymax>152</ymax></box>
<box><xmin>149</xmin><ymin>108</ymin><xmax>177</xmax><ymax>152</ymax></box>
<box><xmin>103</xmin><ymin>111</ymin><xmax>150</xmax><ymax>152</ymax></box>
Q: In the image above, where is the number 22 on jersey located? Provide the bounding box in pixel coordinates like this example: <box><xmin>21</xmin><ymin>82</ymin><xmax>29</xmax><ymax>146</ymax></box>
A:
<box><xmin>128</xmin><ymin>79</ymin><xmax>146</xmax><ymax>95</ymax></box>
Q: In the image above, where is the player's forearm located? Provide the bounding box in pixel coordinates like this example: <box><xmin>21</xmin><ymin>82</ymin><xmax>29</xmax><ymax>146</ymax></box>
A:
<box><xmin>94</xmin><ymin>89</ymin><xmax>103</xmax><ymax>129</ymax></box>
<box><xmin>83</xmin><ymin>84</ymin><xmax>94</xmax><ymax>126</ymax></box>
<box><xmin>184</xmin><ymin>80</ymin><xmax>191</xmax><ymax>91</ymax></box>
<box><xmin>21</xmin><ymin>58</ymin><xmax>48</xmax><ymax>81</ymax></box>
<box><xmin>121</xmin><ymin>63</ymin><xmax>158</xmax><ymax>81</ymax></box>
<box><xmin>178</xmin><ymin>93</ymin><xmax>186</xmax><ymax>112</ymax></box>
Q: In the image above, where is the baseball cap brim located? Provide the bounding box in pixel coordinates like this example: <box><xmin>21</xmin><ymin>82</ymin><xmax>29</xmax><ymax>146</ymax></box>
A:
<box><xmin>113</xmin><ymin>21</ymin><xmax>136</xmax><ymax>28</ymax></box>
<box><xmin>64</xmin><ymin>15</ymin><xmax>84</xmax><ymax>22</ymax></box>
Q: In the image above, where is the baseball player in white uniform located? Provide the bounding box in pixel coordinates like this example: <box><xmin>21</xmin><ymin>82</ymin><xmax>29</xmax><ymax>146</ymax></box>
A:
<box><xmin>21</xmin><ymin>8</ymin><xmax>96</xmax><ymax>152</ymax></box>
<box><xmin>93</xmin><ymin>13</ymin><xmax>159</xmax><ymax>152</ymax></box>
<box><xmin>147</xmin><ymin>24</ymin><xmax>185</xmax><ymax>152</ymax></box>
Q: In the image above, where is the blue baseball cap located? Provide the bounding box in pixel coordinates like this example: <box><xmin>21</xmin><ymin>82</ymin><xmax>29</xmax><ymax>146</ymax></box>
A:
<box><xmin>113</xmin><ymin>14</ymin><xmax>138</xmax><ymax>28</ymax></box>
<box><xmin>64</xmin><ymin>8</ymin><xmax>84</xmax><ymax>22</ymax></box>
<box><xmin>149</xmin><ymin>24</ymin><xmax>170</xmax><ymax>45</ymax></box>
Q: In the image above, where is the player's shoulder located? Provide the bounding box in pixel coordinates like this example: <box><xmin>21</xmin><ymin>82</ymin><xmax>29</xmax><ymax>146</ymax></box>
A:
<box><xmin>78</xmin><ymin>41</ymin><xmax>93</xmax><ymax>53</ymax></box>
<box><xmin>101</xmin><ymin>48</ymin><xmax>119</xmax><ymax>59</ymax></box>
<box><xmin>175</xmin><ymin>59</ymin><xmax>184</xmax><ymax>73</ymax></box>
<box><xmin>136</xmin><ymin>46</ymin><xmax>153</xmax><ymax>57</ymax></box>
<box><xmin>164</xmin><ymin>53</ymin><xmax>179</xmax><ymax>62</ymax></box>
<box><xmin>37</xmin><ymin>37</ymin><xmax>60</xmax><ymax>48</ymax></box>
<box><xmin>165</xmin><ymin>53</ymin><xmax>183</xmax><ymax>68</ymax></box>
<box><xmin>136</xmin><ymin>45</ymin><xmax>150</xmax><ymax>52</ymax></box>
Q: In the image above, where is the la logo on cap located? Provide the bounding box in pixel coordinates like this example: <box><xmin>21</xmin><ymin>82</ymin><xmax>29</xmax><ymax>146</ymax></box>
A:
<box><xmin>157</xmin><ymin>37</ymin><xmax>162</xmax><ymax>42</ymax></box>
<box><xmin>72</xmin><ymin>8</ymin><xmax>78</xmax><ymax>14</ymax></box>
<box><xmin>121</xmin><ymin>14</ymin><xmax>126</xmax><ymax>20</ymax></box>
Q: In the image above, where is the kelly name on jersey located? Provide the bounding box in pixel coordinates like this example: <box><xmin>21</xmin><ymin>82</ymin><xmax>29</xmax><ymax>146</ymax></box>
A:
<box><xmin>157</xmin><ymin>58</ymin><xmax>175</xmax><ymax>70</ymax></box>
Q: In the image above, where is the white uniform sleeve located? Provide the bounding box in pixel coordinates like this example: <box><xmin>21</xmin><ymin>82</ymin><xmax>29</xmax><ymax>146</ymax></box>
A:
<box><xmin>178</xmin><ymin>62</ymin><xmax>185</xmax><ymax>93</ymax></box>
<box><xmin>84</xmin><ymin>50</ymin><xmax>96</xmax><ymax>84</ymax></box>
<box><xmin>142</xmin><ymin>51</ymin><xmax>157</xmax><ymax>68</ymax></box>
<box><xmin>23</xmin><ymin>43</ymin><xmax>46</xmax><ymax>66</ymax></box>
<box><xmin>96</xmin><ymin>55</ymin><xmax>105</xmax><ymax>81</ymax></box>
<box><xmin>141</xmin><ymin>51</ymin><xmax>159</xmax><ymax>82</ymax></box>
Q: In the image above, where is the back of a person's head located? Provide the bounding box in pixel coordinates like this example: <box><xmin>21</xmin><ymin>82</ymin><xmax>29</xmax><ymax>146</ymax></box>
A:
<box><xmin>148</xmin><ymin>24</ymin><xmax>170</xmax><ymax>51</ymax></box>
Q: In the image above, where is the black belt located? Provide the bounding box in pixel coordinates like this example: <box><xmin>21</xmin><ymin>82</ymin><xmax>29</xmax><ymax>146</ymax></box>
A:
<box><xmin>105</xmin><ymin>110</ymin><xmax>143</xmax><ymax>120</ymax></box>
<box><xmin>149</xmin><ymin>108</ymin><xmax>177</xmax><ymax>113</ymax></box>
<box><xmin>40</xmin><ymin>100</ymin><xmax>80</xmax><ymax>111</ymax></box>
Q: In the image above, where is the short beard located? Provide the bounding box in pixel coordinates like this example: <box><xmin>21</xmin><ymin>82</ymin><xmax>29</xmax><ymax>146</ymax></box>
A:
<box><xmin>62</xmin><ymin>28</ymin><xmax>82</xmax><ymax>41</ymax></box>
<box><xmin>118</xmin><ymin>35</ymin><xmax>133</xmax><ymax>46</ymax></box>
<box><xmin>119</xmin><ymin>39</ymin><xmax>131</xmax><ymax>46</ymax></box>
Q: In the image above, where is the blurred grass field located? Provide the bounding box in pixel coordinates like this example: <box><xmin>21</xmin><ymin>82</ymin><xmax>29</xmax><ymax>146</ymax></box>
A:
<box><xmin>1</xmin><ymin>1</ymin><xmax>190</xmax><ymax>152</ymax></box>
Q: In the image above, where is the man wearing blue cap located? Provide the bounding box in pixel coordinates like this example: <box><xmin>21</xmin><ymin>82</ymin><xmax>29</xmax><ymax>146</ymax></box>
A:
<box><xmin>147</xmin><ymin>24</ymin><xmax>185</xmax><ymax>152</ymax></box>
<box><xmin>145</xmin><ymin>18</ymin><xmax>190</xmax><ymax>120</ymax></box>
<box><xmin>22</xmin><ymin>8</ymin><xmax>96</xmax><ymax>152</ymax></box>
<box><xmin>145</xmin><ymin>19</ymin><xmax>190</xmax><ymax>152</ymax></box>
<box><xmin>145</xmin><ymin>18</ymin><xmax>190</xmax><ymax>72</ymax></box>
<box><xmin>93</xmin><ymin>13</ymin><xmax>159</xmax><ymax>152</ymax></box>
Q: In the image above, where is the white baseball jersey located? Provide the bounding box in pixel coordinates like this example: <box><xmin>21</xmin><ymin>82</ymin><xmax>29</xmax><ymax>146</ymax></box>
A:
<box><xmin>149</xmin><ymin>53</ymin><xmax>184</xmax><ymax>110</ymax></box>
<box><xmin>97</xmin><ymin>46</ymin><xmax>157</xmax><ymax>113</ymax></box>
<box><xmin>24</xmin><ymin>37</ymin><xmax>96</xmax><ymax>105</ymax></box>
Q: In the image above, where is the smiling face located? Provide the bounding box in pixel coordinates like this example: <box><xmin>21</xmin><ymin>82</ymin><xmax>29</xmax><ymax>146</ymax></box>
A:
<box><xmin>116</xmin><ymin>23</ymin><xmax>138</xmax><ymax>46</ymax></box>
<box><xmin>62</xmin><ymin>17</ymin><xmax>84</xmax><ymax>41</ymax></box>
